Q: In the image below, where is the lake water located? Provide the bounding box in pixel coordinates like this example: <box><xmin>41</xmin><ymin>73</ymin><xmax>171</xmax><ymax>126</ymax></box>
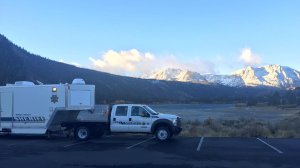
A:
<box><xmin>149</xmin><ymin>104</ymin><xmax>299</xmax><ymax>122</ymax></box>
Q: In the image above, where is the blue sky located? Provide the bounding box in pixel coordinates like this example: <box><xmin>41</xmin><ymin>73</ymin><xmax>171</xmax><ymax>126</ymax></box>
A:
<box><xmin>0</xmin><ymin>0</ymin><xmax>300</xmax><ymax>76</ymax></box>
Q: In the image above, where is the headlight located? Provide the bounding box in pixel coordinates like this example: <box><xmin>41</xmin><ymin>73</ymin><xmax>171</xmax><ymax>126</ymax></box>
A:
<box><xmin>172</xmin><ymin>119</ymin><xmax>177</xmax><ymax>126</ymax></box>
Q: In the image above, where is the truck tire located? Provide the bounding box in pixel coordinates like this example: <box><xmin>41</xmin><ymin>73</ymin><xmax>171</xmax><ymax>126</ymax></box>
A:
<box><xmin>155</xmin><ymin>126</ymin><xmax>171</xmax><ymax>142</ymax></box>
<box><xmin>75</xmin><ymin>126</ymin><xmax>90</xmax><ymax>141</ymax></box>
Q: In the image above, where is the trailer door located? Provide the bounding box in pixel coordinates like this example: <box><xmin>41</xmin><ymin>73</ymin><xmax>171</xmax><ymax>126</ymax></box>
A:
<box><xmin>69</xmin><ymin>90</ymin><xmax>91</xmax><ymax>107</ymax></box>
<box><xmin>0</xmin><ymin>92</ymin><xmax>13</xmax><ymax>128</ymax></box>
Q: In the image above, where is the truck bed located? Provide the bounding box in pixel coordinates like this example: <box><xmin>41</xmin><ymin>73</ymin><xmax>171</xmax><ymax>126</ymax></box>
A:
<box><xmin>76</xmin><ymin>105</ymin><xmax>110</xmax><ymax>123</ymax></box>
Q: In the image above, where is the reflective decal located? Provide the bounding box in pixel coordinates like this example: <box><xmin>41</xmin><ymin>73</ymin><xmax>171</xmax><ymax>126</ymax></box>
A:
<box><xmin>0</xmin><ymin>116</ymin><xmax>46</xmax><ymax>123</ymax></box>
<box><xmin>112</xmin><ymin>121</ymin><xmax>149</xmax><ymax>125</ymax></box>
<box><xmin>14</xmin><ymin>116</ymin><xmax>46</xmax><ymax>122</ymax></box>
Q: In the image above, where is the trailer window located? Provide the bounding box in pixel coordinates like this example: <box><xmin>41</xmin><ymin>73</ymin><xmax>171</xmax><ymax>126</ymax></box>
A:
<box><xmin>115</xmin><ymin>106</ymin><xmax>128</xmax><ymax>116</ymax></box>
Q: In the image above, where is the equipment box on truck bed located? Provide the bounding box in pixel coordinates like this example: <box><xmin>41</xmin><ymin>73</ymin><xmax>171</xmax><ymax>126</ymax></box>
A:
<box><xmin>0</xmin><ymin>78</ymin><xmax>95</xmax><ymax>135</ymax></box>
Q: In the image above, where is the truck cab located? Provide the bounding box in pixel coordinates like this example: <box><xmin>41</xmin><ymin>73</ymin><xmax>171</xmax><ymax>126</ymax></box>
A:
<box><xmin>110</xmin><ymin>104</ymin><xmax>182</xmax><ymax>141</ymax></box>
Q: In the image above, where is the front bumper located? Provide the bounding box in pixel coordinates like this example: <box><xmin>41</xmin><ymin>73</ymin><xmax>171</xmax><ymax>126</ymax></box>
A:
<box><xmin>172</xmin><ymin>117</ymin><xmax>182</xmax><ymax>134</ymax></box>
<box><xmin>172</xmin><ymin>126</ymin><xmax>182</xmax><ymax>135</ymax></box>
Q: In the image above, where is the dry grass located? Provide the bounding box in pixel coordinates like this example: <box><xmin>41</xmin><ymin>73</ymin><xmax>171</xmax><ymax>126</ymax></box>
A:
<box><xmin>180</xmin><ymin>111</ymin><xmax>300</xmax><ymax>138</ymax></box>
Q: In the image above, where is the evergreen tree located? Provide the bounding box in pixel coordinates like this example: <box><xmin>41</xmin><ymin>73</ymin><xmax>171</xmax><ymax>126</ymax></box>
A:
<box><xmin>285</xmin><ymin>90</ymin><xmax>296</xmax><ymax>104</ymax></box>
<box><xmin>269</xmin><ymin>91</ymin><xmax>281</xmax><ymax>106</ymax></box>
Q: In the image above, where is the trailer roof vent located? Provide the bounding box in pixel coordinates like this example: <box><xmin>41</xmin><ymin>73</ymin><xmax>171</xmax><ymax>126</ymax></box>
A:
<box><xmin>72</xmin><ymin>78</ymin><xmax>85</xmax><ymax>85</ymax></box>
<box><xmin>14</xmin><ymin>81</ymin><xmax>35</xmax><ymax>86</ymax></box>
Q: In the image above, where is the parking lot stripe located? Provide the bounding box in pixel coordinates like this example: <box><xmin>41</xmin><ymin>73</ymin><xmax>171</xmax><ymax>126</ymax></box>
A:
<box><xmin>256</xmin><ymin>138</ymin><xmax>283</xmax><ymax>154</ymax></box>
<box><xmin>126</xmin><ymin>137</ymin><xmax>155</xmax><ymax>150</ymax></box>
<box><xmin>64</xmin><ymin>141</ymin><xmax>89</xmax><ymax>148</ymax></box>
<box><xmin>197</xmin><ymin>137</ymin><xmax>204</xmax><ymax>151</ymax></box>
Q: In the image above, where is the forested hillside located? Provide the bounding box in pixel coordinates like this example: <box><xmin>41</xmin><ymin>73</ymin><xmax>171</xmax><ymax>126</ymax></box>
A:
<box><xmin>0</xmin><ymin>34</ymin><xmax>279</xmax><ymax>104</ymax></box>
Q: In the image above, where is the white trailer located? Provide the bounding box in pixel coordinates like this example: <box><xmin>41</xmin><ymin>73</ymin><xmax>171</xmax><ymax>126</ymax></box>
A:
<box><xmin>0</xmin><ymin>78</ymin><xmax>95</xmax><ymax>136</ymax></box>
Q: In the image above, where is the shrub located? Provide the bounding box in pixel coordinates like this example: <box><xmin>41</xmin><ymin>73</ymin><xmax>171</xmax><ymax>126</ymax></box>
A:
<box><xmin>180</xmin><ymin>115</ymin><xmax>300</xmax><ymax>138</ymax></box>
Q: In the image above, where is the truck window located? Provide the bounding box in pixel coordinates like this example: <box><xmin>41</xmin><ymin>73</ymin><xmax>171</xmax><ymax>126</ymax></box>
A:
<box><xmin>131</xmin><ymin>106</ymin><xmax>149</xmax><ymax>117</ymax></box>
<box><xmin>115</xmin><ymin>106</ymin><xmax>128</xmax><ymax>116</ymax></box>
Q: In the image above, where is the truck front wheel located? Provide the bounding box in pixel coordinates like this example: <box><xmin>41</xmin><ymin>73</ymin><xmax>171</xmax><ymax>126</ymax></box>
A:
<box><xmin>155</xmin><ymin>127</ymin><xmax>171</xmax><ymax>142</ymax></box>
<box><xmin>75</xmin><ymin>126</ymin><xmax>90</xmax><ymax>141</ymax></box>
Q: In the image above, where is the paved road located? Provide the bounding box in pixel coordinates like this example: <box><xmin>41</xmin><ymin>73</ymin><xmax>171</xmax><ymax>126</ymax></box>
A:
<box><xmin>0</xmin><ymin>135</ymin><xmax>299</xmax><ymax>168</ymax></box>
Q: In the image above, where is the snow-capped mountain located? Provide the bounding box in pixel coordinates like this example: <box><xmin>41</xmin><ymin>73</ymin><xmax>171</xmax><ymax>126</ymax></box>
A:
<box><xmin>142</xmin><ymin>65</ymin><xmax>300</xmax><ymax>88</ymax></box>
<box><xmin>233</xmin><ymin>65</ymin><xmax>300</xmax><ymax>88</ymax></box>
<box><xmin>205</xmin><ymin>74</ymin><xmax>245</xmax><ymax>87</ymax></box>
<box><xmin>141</xmin><ymin>68</ymin><xmax>207</xmax><ymax>83</ymax></box>
<box><xmin>141</xmin><ymin>68</ymin><xmax>244</xmax><ymax>86</ymax></box>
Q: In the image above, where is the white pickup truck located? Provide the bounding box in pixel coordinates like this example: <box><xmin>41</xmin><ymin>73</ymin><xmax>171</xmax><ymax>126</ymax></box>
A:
<box><xmin>62</xmin><ymin>104</ymin><xmax>182</xmax><ymax>141</ymax></box>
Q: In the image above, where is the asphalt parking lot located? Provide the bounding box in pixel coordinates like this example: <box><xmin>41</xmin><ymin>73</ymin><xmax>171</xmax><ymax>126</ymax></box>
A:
<box><xmin>0</xmin><ymin>135</ymin><xmax>299</xmax><ymax>168</ymax></box>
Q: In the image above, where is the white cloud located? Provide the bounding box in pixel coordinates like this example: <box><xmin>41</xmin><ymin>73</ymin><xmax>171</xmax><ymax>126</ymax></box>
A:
<box><xmin>89</xmin><ymin>49</ymin><xmax>155</xmax><ymax>76</ymax></box>
<box><xmin>151</xmin><ymin>55</ymin><xmax>215</xmax><ymax>74</ymax></box>
<box><xmin>58</xmin><ymin>59</ymin><xmax>82</xmax><ymax>67</ymax></box>
<box><xmin>239</xmin><ymin>48</ymin><xmax>262</xmax><ymax>66</ymax></box>
<box><xmin>70</xmin><ymin>62</ymin><xmax>82</xmax><ymax>67</ymax></box>
<box><xmin>89</xmin><ymin>49</ymin><xmax>216</xmax><ymax>76</ymax></box>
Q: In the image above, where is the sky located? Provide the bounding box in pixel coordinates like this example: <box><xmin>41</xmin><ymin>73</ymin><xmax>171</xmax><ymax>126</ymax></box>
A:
<box><xmin>0</xmin><ymin>0</ymin><xmax>300</xmax><ymax>76</ymax></box>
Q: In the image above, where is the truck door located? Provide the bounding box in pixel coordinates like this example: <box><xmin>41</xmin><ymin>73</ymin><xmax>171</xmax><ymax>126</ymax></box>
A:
<box><xmin>0</xmin><ymin>92</ymin><xmax>13</xmax><ymax>128</ymax></box>
<box><xmin>110</xmin><ymin>106</ymin><xmax>129</xmax><ymax>132</ymax></box>
<box><xmin>128</xmin><ymin>106</ymin><xmax>152</xmax><ymax>133</ymax></box>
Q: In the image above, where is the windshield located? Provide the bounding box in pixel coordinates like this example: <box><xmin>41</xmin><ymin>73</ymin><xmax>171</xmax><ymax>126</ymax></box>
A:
<box><xmin>143</xmin><ymin>105</ymin><xmax>159</xmax><ymax>115</ymax></box>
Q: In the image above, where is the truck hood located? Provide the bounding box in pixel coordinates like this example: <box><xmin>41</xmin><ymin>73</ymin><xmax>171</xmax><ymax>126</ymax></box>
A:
<box><xmin>156</xmin><ymin>113</ymin><xmax>178</xmax><ymax>120</ymax></box>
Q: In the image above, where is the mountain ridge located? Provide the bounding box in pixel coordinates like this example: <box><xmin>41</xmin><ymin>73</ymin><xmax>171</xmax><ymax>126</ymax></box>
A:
<box><xmin>142</xmin><ymin>65</ymin><xmax>300</xmax><ymax>89</ymax></box>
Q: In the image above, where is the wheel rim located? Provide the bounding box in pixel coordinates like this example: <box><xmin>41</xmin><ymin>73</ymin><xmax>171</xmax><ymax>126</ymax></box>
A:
<box><xmin>158</xmin><ymin>129</ymin><xmax>168</xmax><ymax>140</ymax></box>
<box><xmin>78</xmin><ymin>128</ymin><xmax>88</xmax><ymax>139</ymax></box>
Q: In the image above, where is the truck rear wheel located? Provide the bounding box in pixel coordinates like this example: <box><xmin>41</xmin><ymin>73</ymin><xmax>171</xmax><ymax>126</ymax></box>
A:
<box><xmin>155</xmin><ymin>127</ymin><xmax>170</xmax><ymax>142</ymax></box>
<box><xmin>75</xmin><ymin>126</ymin><xmax>90</xmax><ymax>141</ymax></box>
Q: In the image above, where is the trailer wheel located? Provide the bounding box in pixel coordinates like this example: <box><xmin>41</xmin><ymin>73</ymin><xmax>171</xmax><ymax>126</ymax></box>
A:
<box><xmin>155</xmin><ymin>126</ymin><xmax>171</xmax><ymax>142</ymax></box>
<box><xmin>75</xmin><ymin>126</ymin><xmax>90</xmax><ymax>141</ymax></box>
